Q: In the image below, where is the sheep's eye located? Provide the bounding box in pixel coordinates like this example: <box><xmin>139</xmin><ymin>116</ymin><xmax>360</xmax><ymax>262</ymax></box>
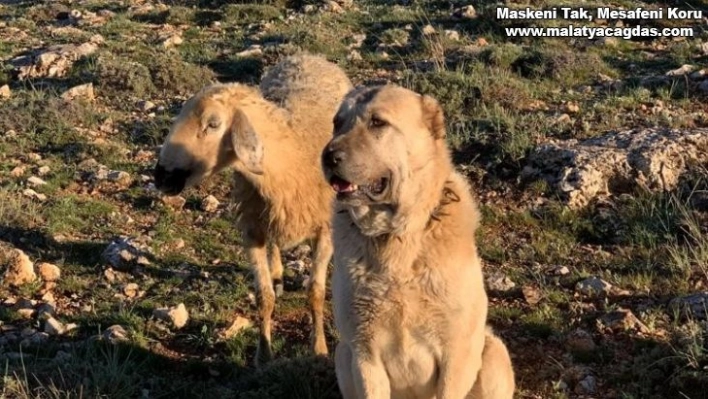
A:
<box><xmin>369</xmin><ymin>115</ymin><xmax>387</xmax><ymax>128</ymax></box>
<box><xmin>207</xmin><ymin>118</ymin><xmax>221</xmax><ymax>130</ymax></box>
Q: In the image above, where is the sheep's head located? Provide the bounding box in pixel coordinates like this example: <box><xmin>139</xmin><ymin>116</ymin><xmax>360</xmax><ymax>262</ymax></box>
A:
<box><xmin>154</xmin><ymin>85</ymin><xmax>263</xmax><ymax>195</ymax></box>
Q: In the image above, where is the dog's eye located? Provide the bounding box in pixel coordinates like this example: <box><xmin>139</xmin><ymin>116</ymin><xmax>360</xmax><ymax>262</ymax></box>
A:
<box><xmin>369</xmin><ymin>115</ymin><xmax>387</xmax><ymax>129</ymax></box>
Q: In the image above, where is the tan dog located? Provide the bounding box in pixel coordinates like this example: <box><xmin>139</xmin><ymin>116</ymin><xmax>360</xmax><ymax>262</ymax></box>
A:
<box><xmin>154</xmin><ymin>54</ymin><xmax>352</xmax><ymax>365</ymax></box>
<box><xmin>321</xmin><ymin>85</ymin><xmax>515</xmax><ymax>398</ymax></box>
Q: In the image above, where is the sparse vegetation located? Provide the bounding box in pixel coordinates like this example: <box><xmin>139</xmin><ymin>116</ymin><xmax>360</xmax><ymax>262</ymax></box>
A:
<box><xmin>0</xmin><ymin>0</ymin><xmax>706</xmax><ymax>398</ymax></box>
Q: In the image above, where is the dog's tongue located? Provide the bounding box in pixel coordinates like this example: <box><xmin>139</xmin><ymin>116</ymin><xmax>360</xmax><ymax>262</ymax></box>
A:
<box><xmin>331</xmin><ymin>177</ymin><xmax>356</xmax><ymax>193</ymax></box>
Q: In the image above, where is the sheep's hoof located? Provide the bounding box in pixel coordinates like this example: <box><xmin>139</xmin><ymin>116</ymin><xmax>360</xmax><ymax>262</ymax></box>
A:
<box><xmin>273</xmin><ymin>279</ymin><xmax>284</xmax><ymax>298</ymax></box>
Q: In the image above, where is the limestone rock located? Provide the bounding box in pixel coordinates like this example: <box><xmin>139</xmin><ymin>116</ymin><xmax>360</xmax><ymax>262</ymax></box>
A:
<box><xmin>153</xmin><ymin>303</ymin><xmax>189</xmax><ymax>329</ymax></box>
<box><xmin>10</xmin><ymin>37</ymin><xmax>102</xmax><ymax>80</ymax></box>
<box><xmin>37</xmin><ymin>262</ymin><xmax>61</xmax><ymax>282</ymax></box>
<box><xmin>523</xmin><ymin>128</ymin><xmax>708</xmax><ymax>208</ymax></box>
<box><xmin>4</xmin><ymin>249</ymin><xmax>36</xmax><ymax>286</ymax></box>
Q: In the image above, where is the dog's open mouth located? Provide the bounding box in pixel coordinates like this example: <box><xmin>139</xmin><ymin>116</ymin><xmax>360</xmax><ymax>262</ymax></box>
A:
<box><xmin>330</xmin><ymin>175</ymin><xmax>389</xmax><ymax>200</ymax></box>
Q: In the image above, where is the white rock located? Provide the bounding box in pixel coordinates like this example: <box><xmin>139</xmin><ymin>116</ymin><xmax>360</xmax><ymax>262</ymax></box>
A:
<box><xmin>153</xmin><ymin>303</ymin><xmax>189</xmax><ymax>329</ymax></box>
<box><xmin>43</xmin><ymin>316</ymin><xmax>65</xmax><ymax>335</ymax></box>
<box><xmin>4</xmin><ymin>249</ymin><xmax>36</xmax><ymax>286</ymax></box>
<box><xmin>61</xmin><ymin>83</ymin><xmax>95</xmax><ymax>101</ymax></box>
<box><xmin>575</xmin><ymin>277</ymin><xmax>612</xmax><ymax>296</ymax></box>
<box><xmin>422</xmin><ymin>24</ymin><xmax>436</xmax><ymax>36</ymax></box>
<box><xmin>37</xmin><ymin>262</ymin><xmax>61</xmax><ymax>282</ymax></box>
<box><xmin>22</xmin><ymin>189</ymin><xmax>47</xmax><ymax>202</ymax></box>
<box><xmin>219</xmin><ymin>316</ymin><xmax>253</xmax><ymax>340</ymax></box>
<box><xmin>485</xmin><ymin>272</ymin><xmax>516</xmax><ymax>292</ymax></box>
<box><xmin>27</xmin><ymin>176</ymin><xmax>47</xmax><ymax>187</ymax></box>
<box><xmin>102</xmin><ymin>324</ymin><xmax>129</xmax><ymax>343</ymax></box>
<box><xmin>200</xmin><ymin>195</ymin><xmax>220</xmax><ymax>213</ymax></box>
<box><xmin>347</xmin><ymin>50</ymin><xmax>363</xmax><ymax>62</ymax></box>
<box><xmin>0</xmin><ymin>84</ymin><xmax>10</xmax><ymax>99</ymax></box>
<box><xmin>666</xmin><ymin>64</ymin><xmax>695</xmax><ymax>76</ymax></box>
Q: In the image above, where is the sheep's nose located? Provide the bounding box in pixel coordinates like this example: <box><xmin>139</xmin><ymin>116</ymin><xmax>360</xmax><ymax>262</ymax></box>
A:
<box><xmin>322</xmin><ymin>148</ymin><xmax>346</xmax><ymax>169</ymax></box>
<box><xmin>154</xmin><ymin>163</ymin><xmax>169</xmax><ymax>187</ymax></box>
<box><xmin>153</xmin><ymin>163</ymin><xmax>190</xmax><ymax>195</ymax></box>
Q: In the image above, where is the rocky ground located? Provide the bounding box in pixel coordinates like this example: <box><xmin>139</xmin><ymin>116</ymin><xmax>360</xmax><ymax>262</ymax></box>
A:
<box><xmin>0</xmin><ymin>0</ymin><xmax>707</xmax><ymax>398</ymax></box>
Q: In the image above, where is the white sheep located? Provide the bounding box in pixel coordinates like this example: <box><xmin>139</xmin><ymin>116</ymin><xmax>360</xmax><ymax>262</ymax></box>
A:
<box><xmin>154</xmin><ymin>53</ymin><xmax>353</xmax><ymax>365</ymax></box>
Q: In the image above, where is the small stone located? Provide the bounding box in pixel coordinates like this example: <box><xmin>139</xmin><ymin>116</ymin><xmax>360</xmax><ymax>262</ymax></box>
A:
<box><xmin>69</xmin><ymin>9</ymin><xmax>82</xmax><ymax>20</ymax></box>
<box><xmin>556</xmin><ymin>113</ymin><xmax>572</xmax><ymax>124</ymax></box>
<box><xmin>422</xmin><ymin>24</ymin><xmax>436</xmax><ymax>36</ymax></box>
<box><xmin>15</xmin><ymin>299</ymin><xmax>36</xmax><ymax>319</ymax></box>
<box><xmin>10</xmin><ymin>166</ymin><xmax>25</xmax><ymax>177</ymax></box>
<box><xmin>453</xmin><ymin>5</ymin><xmax>476</xmax><ymax>19</ymax></box>
<box><xmin>550</xmin><ymin>265</ymin><xmax>570</xmax><ymax>276</ymax></box>
<box><xmin>576</xmin><ymin>375</ymin><xmax>597</xmax><ymax>394</ymax></box>
<box><xmin>102</xmin><ymin>237</ymin><xmax>151</xmax><ymax>271</ymax></box>
<box><xmin>666</xmin><ymin>64</ymin><xmax>695</xmax><ymax>77</ymax></box>
<box><xmin>444</xmin><ymin>30</ymin><xmax>460</xmax><ymax>41</ymax></box>
<box><xmin>153</xmin><ymin>303</ymin><xmax>189</xmax><ymax>329</ymax></box>
<box><xmin>218</xmin><ymin>316</ymin><xmax>253</xmax><ymax>340</ymax></box>
<box><xmin>303</xmin><ymin>4</ymin><xmax>317</xmax><ymax>13</ymax></box>
<box><xmin>41</xmin><ymin>292</ymin><xmax>55</xmax><ymax>303</ymax></box>
<box><xmin>161</xmin><ymin>195</ymin><xmax>186</xmax><ymax>210</ymax></box>
<box><xmin>521</xmin><ymin>285</ymin><xmax>543</xmax><ymax>306</ymax></box>
<box><xmin>598</xmin><ymin>308</ymin><xmax>650</xmax><ymax>333</ymax></box>
<box><xmin>0</xmin><ymin>84</ymin><xmax>10</xmax><ymax>99</ymax></box>
<box><xmin>36</xmin><ymin>302</ymin><xmax>55</xmax><ymax>317</ymax></box>
<box><xmin>61</xmin><ymin>83</ymin><xmax>95</xmax><ymax>101</ymax></box>
<box><xmin>565</xmin><ymin>102</ymin><xmax>580</xmax><ymax>114</ymax></box>
<box><xmin>235</xmin><ymin>46</ymin><xmax>263</xmax><ymax>58</ymax></box>
<box><xmin>162</xmin><ymin>34</ymin><xmax>183</xmax><ymax>48</ymax></box>
<box><xmin>104</xmin><ymin>268</ymin><xmax>117</xmax><ymax>283</ymax></box>
<box><xmin>107</xmin><ymin>170</ymin><xmax>132</xmax><ymax>185</ymax></box>
<box><xmin>30</xmin><ymin>332</ymin><xmax>49</xmax><ymax>345</ymax></box>
<box><xmin>689</xmin><ymin>69</ymin><xmax>706</xmax><ymax>80</ymax></box>
<box><xmin>323</xmin><ymin>0</ymin><xmax>343</xmax><ymax>13</ymax></box>
<box><xmin>485</xmin><ymin>272</ymin><xmax>516</xmax><ymax>292</ymax></box>
<box><xmin>37</xmin><ymin>166</ymin><xmax>51</xmax><ymax>176</ymax></box>
<box><xmin>43</xmin><ymin>316</ymin><xmax>65</xmax><ymax>335</ymax></box>
<box><xmin>347</xmin><ymin>50</ymin><xmax>363</xmax><ymax>62</ymax></box>
<box><xmin>138</xmin><ymin>100</ymin><xmax>156</xmax><ymax>112</ymax></box>
<box><xmin>670</xmin><ymin>292</ymin><xmax>708</xmax><ymax>320</ymax></box>
<box><xmin>22</xmin><ymin>189</ymin><xmax>47</xmax><ymax>202</ymax></box>
<box><xmin>21</xmin><ymin>327</ymin><xmax>38</xmax><ymax>338</ymax></box>
<box><xmin>123</xmin><ymin>283</ymin><xmax>139</xmax><ymax>298</ymax></box>
<box><xmin>27</xmin><ymin>176</ymin><xmax>47</xmax><ymax>187</ymax></box>
<box><xmin>102</xmin><ymin>324</ymin><xmax>128</xmax><ymax>343</ymax></box>
<box><xmin>200</xmin><ymin>195</ymin><xmax>220</xmax><ymax>213</ymax></box>
<box><xmin>575</xmin><ymin>277</ymin><xmax>612</xmax><ymax>296</ymax></box>
<box><xmin>699</xmin><ymin>80</ymin><xmax>708</xmax><ymax>94</ymax></box>
<box><xmin>171</xmin><ymin>238</ymin><xmax>186</xmax><ymax>250</ymax></box>
<box><xmin>4</xmin><ymin>249</ymin><xmax>36</xmax><ymax>287</ymax></box>
<box><xmin>37</xmin><ymin>262</ymin><xmax>61</xmax><ymax>282</ymax></box>
<box><xmin>565</xmin><ymin>328</ymin><xmax>596</xmax><ymax>353</ymax></box>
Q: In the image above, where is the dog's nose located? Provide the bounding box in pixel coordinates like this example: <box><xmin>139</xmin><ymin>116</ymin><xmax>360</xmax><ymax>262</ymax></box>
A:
<box><xmin>322</xmin><ymin>148</ymin><xmax>346</xmax><ymax>169</ymax></box>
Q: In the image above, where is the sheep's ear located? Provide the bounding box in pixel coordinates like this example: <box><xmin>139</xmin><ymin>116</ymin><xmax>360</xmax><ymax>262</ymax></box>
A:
<box><xmin>420</xmin><ymin>95</ymin><xmax>445</xmax><ymax>140</ymax></box>
<box><xmin>230</xmin><ymin>109</ymin><xmax>264</xmax><ymax>175</ymax></box>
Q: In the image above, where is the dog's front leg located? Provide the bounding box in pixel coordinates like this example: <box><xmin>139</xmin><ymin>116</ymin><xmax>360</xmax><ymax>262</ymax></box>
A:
<box><xmin>436</xmin><ymin>335</ymin><xmax>484</xmax><ymax>399</ymax></box>
<box><xmin>351</xmin><ymin>353</ymin><xmax>391</xmax><ymax>399</ymax></box>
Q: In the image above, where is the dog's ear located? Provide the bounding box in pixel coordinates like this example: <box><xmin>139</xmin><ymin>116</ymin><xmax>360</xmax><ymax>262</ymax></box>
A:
<box><xmin>230</xmin><ymin>109</ymin><xmax>264</xmax><ymax>175</ymax></box>
<box><xmin>421</xmin><ymin>95</ymin><xmax>445</xmax><ymax>140</ymax></box>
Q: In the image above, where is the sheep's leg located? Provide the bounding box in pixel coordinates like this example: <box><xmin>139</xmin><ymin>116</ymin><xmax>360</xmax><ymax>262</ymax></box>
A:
<box><xmin>309</xmin><ymin>230</ymin><xmax>333</xmax><ymax>356</ymax></box>
<box><xmin>268</xmin><ymin>244</ymin><xmax>284</xmax><ymax>298</ymax></box>
<box><xmin>245</xmin><ymin>235</ymin><xmax>276</xmax><ymax>367</ymax></box>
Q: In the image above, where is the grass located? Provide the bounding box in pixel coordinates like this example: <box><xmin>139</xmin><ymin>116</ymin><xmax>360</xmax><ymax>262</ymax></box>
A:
<box><xmin>0</xmin><ymin>0</ymin><xmax>706</xmax><ymax>398</ymax></box>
